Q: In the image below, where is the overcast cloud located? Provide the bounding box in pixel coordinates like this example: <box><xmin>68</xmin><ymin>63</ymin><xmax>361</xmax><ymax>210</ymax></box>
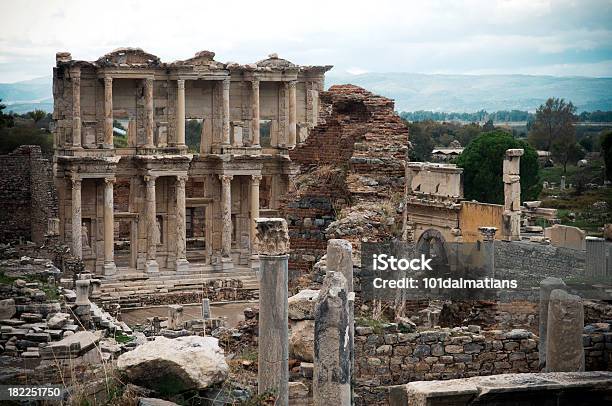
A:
<box><xmin>0</xmin><ymin>0</ymin><xmax>611</xmax><ymax>82</ymax></box>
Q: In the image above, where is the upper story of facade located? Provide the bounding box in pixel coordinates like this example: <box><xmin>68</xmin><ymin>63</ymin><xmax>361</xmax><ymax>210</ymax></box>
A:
<box><xmin>53</xmin><ymin>48</ymin><xmax>332</xmax><ymax>159</ymax></box>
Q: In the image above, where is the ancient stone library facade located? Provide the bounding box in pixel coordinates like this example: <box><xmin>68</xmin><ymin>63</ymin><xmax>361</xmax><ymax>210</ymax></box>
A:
<box><xmin>52</xmin><ymin>48</ymin><xmax>331</xmax><ymax>276</ymax></box>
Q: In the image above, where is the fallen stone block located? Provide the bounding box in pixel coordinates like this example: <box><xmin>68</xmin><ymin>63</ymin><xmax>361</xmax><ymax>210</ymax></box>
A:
<box><xmin>288</xmin><ymin>289</ymin><xmax>319</xmax><ymax>320</ymax></box>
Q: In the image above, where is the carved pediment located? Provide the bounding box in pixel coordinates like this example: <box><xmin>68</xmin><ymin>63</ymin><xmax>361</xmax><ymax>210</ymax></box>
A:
<box><xmin>171</xmin><ymin>50</ymin><xmax>226</xmax><ymax>70</ymax></box>
<box><xmin>96</xmin><ymin>48</ymin><xmax>161</xmax><ymax>67</ymax></box>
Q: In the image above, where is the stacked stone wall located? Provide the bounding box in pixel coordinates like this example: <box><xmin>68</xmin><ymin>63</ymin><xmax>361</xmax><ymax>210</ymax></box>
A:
<box><xmin>0</xmin><ymin>146</ymin><xmax>58</xmax><ymax>244</ymax></box>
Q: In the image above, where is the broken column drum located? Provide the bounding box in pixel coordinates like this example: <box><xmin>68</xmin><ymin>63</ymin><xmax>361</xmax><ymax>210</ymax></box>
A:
<box><xmin>255</xmin><ymin>218</ymin><xmax>289</xmax><ymax>405</ymax></box>
<box><xmin>502</xmin><ymin>149</ymin><xmax>523</xmax><ymax>241</ymax></box>
<box><xmin>545</xmin><ymin>289</ymin><xmax>585</xmax><ymax>372</ymax></box>
<box><xmin>539</xmin><ymin>277</ymin><xmax>567</xmax><ymax>369</ymax></box>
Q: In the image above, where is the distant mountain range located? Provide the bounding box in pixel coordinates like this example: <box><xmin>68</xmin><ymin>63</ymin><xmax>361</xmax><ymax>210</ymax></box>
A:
<box><xmin>2</xmin><ymin>73</ymin><xmax>612</xmax><ymax>114</ymax></box>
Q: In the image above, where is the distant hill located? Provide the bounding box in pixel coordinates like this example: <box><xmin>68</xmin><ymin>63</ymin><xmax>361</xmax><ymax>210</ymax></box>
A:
<box><xmin>2</xmin><ymin>73</ymin><xmax>612</xmax><ymax>114</ymax></box>
<box><xmin>326</xmin><ymin>72</ymin><xmax>612</xmax><ymax>113</ymax></box>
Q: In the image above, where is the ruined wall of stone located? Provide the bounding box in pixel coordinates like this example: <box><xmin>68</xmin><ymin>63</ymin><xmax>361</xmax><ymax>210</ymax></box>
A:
<box><xmin>0</xmin><ymin>146</ymin><xmax>58</xmax><ymax>244</ymax></box>
<box><xmin>281</xmin><ymin>85</ymin><xmax>408</xmax><ymax>277</ymax></box>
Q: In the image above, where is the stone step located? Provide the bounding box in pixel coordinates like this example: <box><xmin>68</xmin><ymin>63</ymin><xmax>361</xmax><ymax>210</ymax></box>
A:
<box><xmin>100</xmin><ymin>275</ymin><xmax>258</xmax><ymax>291</ymax></box>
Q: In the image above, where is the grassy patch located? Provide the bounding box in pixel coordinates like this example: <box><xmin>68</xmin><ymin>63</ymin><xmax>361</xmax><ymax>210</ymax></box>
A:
<box><xmin>356</xmin><ymin>317</ymin><xmax>389</xmax><ymax>334</ymax></box>
<box><xmin>114</xmin><ymin>331</ymin><xmax>134</xmax><ymax>344</ymax></box>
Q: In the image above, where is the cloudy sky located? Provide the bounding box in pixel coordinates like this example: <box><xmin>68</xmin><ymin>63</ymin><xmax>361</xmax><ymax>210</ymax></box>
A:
<box><xmin>1</xmin><ymin>0</ymin><xmax>611</xmax><ymax>82</ymax></box>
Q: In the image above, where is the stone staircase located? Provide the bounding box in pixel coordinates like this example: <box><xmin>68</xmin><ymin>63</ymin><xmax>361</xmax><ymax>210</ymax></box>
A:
<box><xmin>97</xmin><ymin>264</ymin><xmax>259</xmax><ymax>307</ymax></box>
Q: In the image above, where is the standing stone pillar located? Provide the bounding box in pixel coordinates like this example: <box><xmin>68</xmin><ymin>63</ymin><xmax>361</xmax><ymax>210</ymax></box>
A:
<box><xmin>202</xmin><ymin>298</ymin><xmax>211</xmax><ymax>319</ymax></box>
<box><xmin>478</xmin><ymin>226</ymin><xmax>497</xmax><ymax>278</ymax></box>
<box><xmin>585</xmin><ymin>236</ymin><xmax>606</xmax><ymax>280</ymax></box>
<box><xmin>103</xmin><ymin>177</ymin><xmax>116</xmax><ymax>276</ymax></box>
<box><xmin>560</xmin><ymin>176</ymin><xmax>566</xmax><ymax>190</ymax></box>
<box><xmin>167</xmin><ymin>305</ymin><xmax>184</xmax><ymax>330</ymax></box>
<box><xmin>219</xmin><ymin>175</ymin><xmax>233</xmax><ymax>263</ymax></box>
<box><xmin>75</xmin><ymin>279</ymin><xmax>90</xmax><ymax>306</ymax></box>
<box><xmin>176</xmin><ymin>79</ymin><xmax>186</xmax><ymax>147</ymax></box>
<box><xmin>288</xmin><ymin>80</ymin><xmax>297</xmax><ymax>148</ymax></box>
<box><xmin>502</xmin><ymin>149</ymin><xmax>523</xmax><ymax>240</ymax></box>
<box><xmin>256</xmin><ymin>218</ymin><xmax>289</xmax><ymax>405</ymax></box>
<box><xmin>71</xmin><ymin>66</ymin><xmax>81</xmax><ymax>148</ymax></box>
<box><xmin>250</xmin><ymin>175</ymin><xmax>262</xmax><ymax>259</ymax></box>
<box><xmin>144</xmin><ymin>77</ymin><xmax>155</xmax><ymax>148</ymax></box>
<box><xmin>144</xmin><ymin>175</ymin><xmax>159</xmax><ymax>273</ymax></box>
<box><xmin>326</xmin><ymin>239</ymin><xmax>354</xmax><ymax>403</ymax></box>
<box><xmin>103</xmin><ymin>76</ymin><xmax>113</xmax><ymax>148</ymax></box>
<box><xmin>175</xmin><ymin>175</ymin><xmax>189</xmax><ymax>272</ymax></box>
<box><xmin>314</xmin><ymin>271</ymin><xmax>351</xmax><ymax>406</ymax></box>
<box><xmin>251</xmin><ymin>78</ymin><xmax>260</xmax><ymax>146</ymax></box>
<box><xmin>545</xmin><ymin>289</ymin><xmax>585</xmax><ymax>372</ymax></box>
<box><xmin>71</xmin><ymin>176</ymin><xmax>82</xmax><ymax>259</ymax></box>
<box><xmin>538</xmin><ymin>277</ymin><xmax>566</xmax><ymax>369</ymax></box>
<box><xmin>222</xmin><ymin>78</ymin><xmax>230</xmax><ymax>146</ymax></box>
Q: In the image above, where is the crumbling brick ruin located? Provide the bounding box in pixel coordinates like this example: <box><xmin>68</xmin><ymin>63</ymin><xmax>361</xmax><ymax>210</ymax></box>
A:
<box><xmin>281</xmin><ymin>85</ymin><xmax>409</xmax><ymax>275</ymax></box>
<box><xmin>0</xmin><ymin>145</ymin><xmax>58</xmax><ymax>244</ymax></box>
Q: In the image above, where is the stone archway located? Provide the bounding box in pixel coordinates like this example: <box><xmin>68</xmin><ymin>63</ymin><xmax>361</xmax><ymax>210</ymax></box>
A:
<box><xmin>416</xmin><ymin>228</ymin><xmax>450</xmax><ymax>275</ymax></box>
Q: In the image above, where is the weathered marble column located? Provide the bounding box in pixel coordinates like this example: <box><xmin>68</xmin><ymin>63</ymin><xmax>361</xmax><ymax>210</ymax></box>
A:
<box><xmin>585</xmin><ymin>236</ymin><xmax>606</xmax><ymax>280</ymax></box>
<box><xmin>71</xmin><ymin>66</ymin><xmax>81</xmax><ymax>148</ymax></box>
<box><xmin>103</xmin><ymin>76</ymin><xmax>113</xmax><ymax>148</ymax></box>
<box><xmin>219</xmin><ymin>175</ymin><xmax>233</xmax><ymax>260</ymax></box>
<box><xmin>251</xmin><ymin>78</ymin><xmax>260</xmax><ymax>146</ymax></box>
<box><xmin>175</xmin><ymin>175</ymin><xmax>189</xmax><ymax>272</ymax></box>
<box><xmin>75</xmin><ymin>279</ymin><xmax>90</xmax><ymax>306</ymax></box>
<box><xmin>176</xmin><ymin>79</ymin><xmax>186</xmax><ymax>147</ymax></box>
<box><xmin>256</xmin><ymin>218</ymin><xmax>289</xmax><ymax>405</ymax></box>
<box><xmin>326</xmin><ymin>239</ymin><xmax>354</xmax><ymax>404</ymax></box>
<box><xmin>250</xmin><ymin>175</ymin><xmax>262</xmax><ymax>257</ymax></box>
<box><xmin>168</xmin><ymin>304</ymin><xmax>184</xmax><ymax>330</ymax></box>
<box><xmin>71</xmin><ymin>176</ymin><xmax>82</xmax><ymax>259</ymax></box>
<box><xmin>103</xmin><ymin>177</ymin><xmax>116</xmax><ymax>276</ymax></box>
<box><xmin>502</xmin><ymin>149</ymin><xmax>523</xmax><ymax>240</ymax></box>
<box><xmin>288</xmin><ymin>80</ymin><xmax>297</xmax><ymax>148</ymax></box>
<box><xmin>202</xmin><ymin>298</ymin><xmax>211</xmax><ymax>319</ymax></box>
<box><xmin>144</xmin><ymin>77</ymin><xmax>155</xmax><ymax>148</ymax></box>
<box><xmin>222</xmin><ymin>78</ymin><xmax>230</xmax><ymax>146</ymax></box>
<box><xmin>314</xmin><ymin>271</ymin><xmax>351</xmax><ymax>406</ymax></box>
<box><xmin>144</xmin><ymin>175</ymin><xmax>159</xmax><ymax>273</ymax></box>
<box><xmin>545</xmin><ymin>289</ymin><xmax>585</xmax><ymax>372</ymax></box>
<box><xmin>478</xmin><ymin>226</ymin><xmax>497</xmax><ymax>278</ymax></box>
<box><xmin>539</xmin><ymin>277</ymin><xmax>567</xmax><ymax>369</ymax></box>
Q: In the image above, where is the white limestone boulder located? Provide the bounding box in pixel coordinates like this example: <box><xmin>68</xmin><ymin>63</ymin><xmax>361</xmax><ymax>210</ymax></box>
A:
<box><xmin>117</xmin><ymin>336</ymin><xmax>228</xmax><ymax>393</ymax></box>
<box><xmin>288</xmin><ymin>289</ymin><xmax>319</xmax><ymax>320</ymax></box>
<box><xmin>289</xmin><ymin>320</ymin><xmax>315</xmax><ymax>362</ymax></box>
<box><xmin>47</xmin><ymin>312</ymin><xmax>71</xmax><ymax>329</ymax></box>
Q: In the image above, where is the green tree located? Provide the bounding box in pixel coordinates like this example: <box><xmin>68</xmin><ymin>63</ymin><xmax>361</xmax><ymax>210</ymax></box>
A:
<box><xmin>457</xmin><ymin>130</ymin><xmax>541</xmax><ymax>204</ymax></box>
<box><xmin>0</xmin><ymin>99</ymin><xmax>14</xmax><ymax>129</ymax></box>
<box><xmin>601</xmin><ymin>130</ymin><xmax>612</xmax><ymax>182</ymax></box>
<box><xmin>27</xmin><ymin>109</ymin><xmax>47</xmax><ymax>123</ymax></box>
<box><xmin>406</xmin><ymin>122</ymin><xmax>433</xmax><ymax>161</ymax></box>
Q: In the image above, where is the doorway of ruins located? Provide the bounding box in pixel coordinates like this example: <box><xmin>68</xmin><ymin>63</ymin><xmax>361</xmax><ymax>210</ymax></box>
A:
<box><xmin>186</xmin><ymin>205</ymin><xmax>207</xmax><ymax>263</ymax></box>
<box><xmin>416</xmin><ymin>228</ymin><xmax>450</xmax><ymax>276</ymax></box>
<box><xmin>114</xmin><ymin>215</ymin><xmax>138</xmax><ymax>269</ymax></box>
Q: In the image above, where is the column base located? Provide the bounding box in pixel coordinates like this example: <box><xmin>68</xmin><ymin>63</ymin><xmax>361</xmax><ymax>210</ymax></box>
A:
<box><xmin>176</xmin><ymin>258</ymin><xmax>190</xmax><ymax>272</ymax></box>
<box><xmin>103</xmin><ymin>261</ymin><xmax>116</xmax><ymax>277</ymax></box>
<box><xmin>250</xmin><ymin>254</ymin><xmax>260</xmax><ymax>270</ymax></box>
<box><xmin>145</xmin><ymin>260</ymin><xmax>159</xmax><ymax>273</ymax></box>
<box><xmin>219</xmin><ymin>256</ymin><xmax>234</xmax><ymax>271</ymax></box>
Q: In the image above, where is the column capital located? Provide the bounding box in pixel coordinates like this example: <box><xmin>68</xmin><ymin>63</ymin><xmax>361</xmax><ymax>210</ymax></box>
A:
<box><xmin>219</xmin><ymin>174</ymin><xmax>234</xmax><ymax>183</ymax></box>
<box><xmin>251</xmin><ymin>77</ymin><xmax>260</xmax><ymax>88</ymax></box>
<box><xmin>71</xmin><ymin>177</ymin><xmax>82</xmax><ymax>188</ymax></box>
<box><xmin>144</xmin><ymin>174</ymin><xmax>157</xmax><ymax>184</ymax></box>
<box><xmin>222</xmin><ymin>77</ymin><xmax>231</xmax><ymax>88</ymax></box>
<box><xmin>70</xmin><ymin>66</ymin><xmax>81</xmax><ymax>77</ymax></box>
<box><xmin>104</xmin><ymin>176</ymin><xmax>116</xmax><ymax>185</ymax></box>
<box><xmin>251</xmin><ymin>174</ymin><xmax>263</xmax><ymax>183</ymax></box>
<box><xmin>103</xmin><ymin>76</ymin><xmax>113</xmax><ymax>85</ymax></box>
<box><xmin>177</xmin><ymin>79</ymin><xmax>185</xmax><ymax>90</ymax></box>
<box><xmin>144</xmin><ymin>77</ymin><xmax>154</xmax><ymax>85</ymax></box>
<box><xmin>176</xmin><ymin>174</ymin><xmax>188</xmax><ymax>185</ymax></box>
<box><xmin>288</xmin><ymin>80</ymin><xmax>297</xmax><ymax>89</ymax></box>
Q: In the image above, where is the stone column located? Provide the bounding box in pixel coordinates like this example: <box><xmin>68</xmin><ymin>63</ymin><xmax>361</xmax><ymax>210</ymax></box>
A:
<box><xmin>250</xmin><ymin>175</ymin><xmax>262</xmax><ymax>258</ymax></box>
<box><xmin>222</xmin><ymin>78</ymin><xmax>230</xmax><ymax>146</ymax></box>
<box><xmin>478</xmin><ymin>226</ymin><xmax>497</xmax><ymax>278</ymax></box>
<box><xmin>545</xmin><ymin>289</ymin><xmax>585</xmax><ymax>372</ymax></box>
<box><xmin>256</xmin><ymin>218</ymin><xmax>289</xmax><ymax>405</ymax></box>
<box><xmin>144</xmin><ymin>175</ymin><xmax>159</xmax><ymax>273</ymax></box>
<box><xmin>71</xmin><ymin>66</ymin><xmax>81</xmax><ymax>148</ymax></box>
<box><xmin>167</xmin><ymin>305</ymin><xmax>184</xmax><ymax>330</ymax></box>
<box><xmin>502</xmin><ymin>149</ymin><xmax>523</xmax><ymax>240</ymax></box>
<box><xmin>288</xmin><ymin>80</ymin><xmax>297</xmax><ymax>148</ymax></box>
<box><xmin>176</xmin><ymin>79</ymin><xmax>186</xmax><ymax>147</ymax></box>
<box><xmin>175</xmin><ymin>175</ymin><xmax>189</xmax><ymax>272</ymax></box>
<box><xmin>585</xmin><ymin>236</ymin><xmax>606</xmax><ymax>280</ymax></box>
<box><xmin>539</xmin><ymin>277</ymin><xmax>567</xmax><ymax>369</ymax></box>
<box><xmin>314</xmin><ymin>271</ymin><xmax>351</xmax><ymax>406</ymax></box>
<box><xmin>560</xmin><ymin>176</ymin><xmax>566</xmax><ymax>190</ymax></box>
<box><xmin>144</xmin><ymin>77</ymin><xmax>155</xmax><ymax>148</ymax></box>
<box><xmin>219</xmin><ymin>174</ymin><xmax>233</xmax><ymax>261</ymax></box>
<box><xmin>103</xmin><ymin>76</ymin><xmax>113</xmax><ymax>148</ymax></box>
<box><xmin>326</xmin><ymin>239</ymin><xmax>354</xmax><ymax>403</ymax></box>
<box><xmin>251</xmin><ymin>78</ymin><xmax>260</xmax><ymax>146</ymax></box>
<box><xmin>75</xmin><ymin>279</ymin><xmax>90</xmax><ymax>306</ymax></box>
<box><xmin>71</xmin><ymin>176</ymin><xmax>82</xmax><ymax>259</ymax></box>
<box><xmin>103</xmin><ymin>177</ymin><xmax>116</xmax><ymax>276</ymax></box>
<box><xmin>202</xmin><ymin>298</ymin><xmax>211</xmax><ymax>319</ymax></box>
